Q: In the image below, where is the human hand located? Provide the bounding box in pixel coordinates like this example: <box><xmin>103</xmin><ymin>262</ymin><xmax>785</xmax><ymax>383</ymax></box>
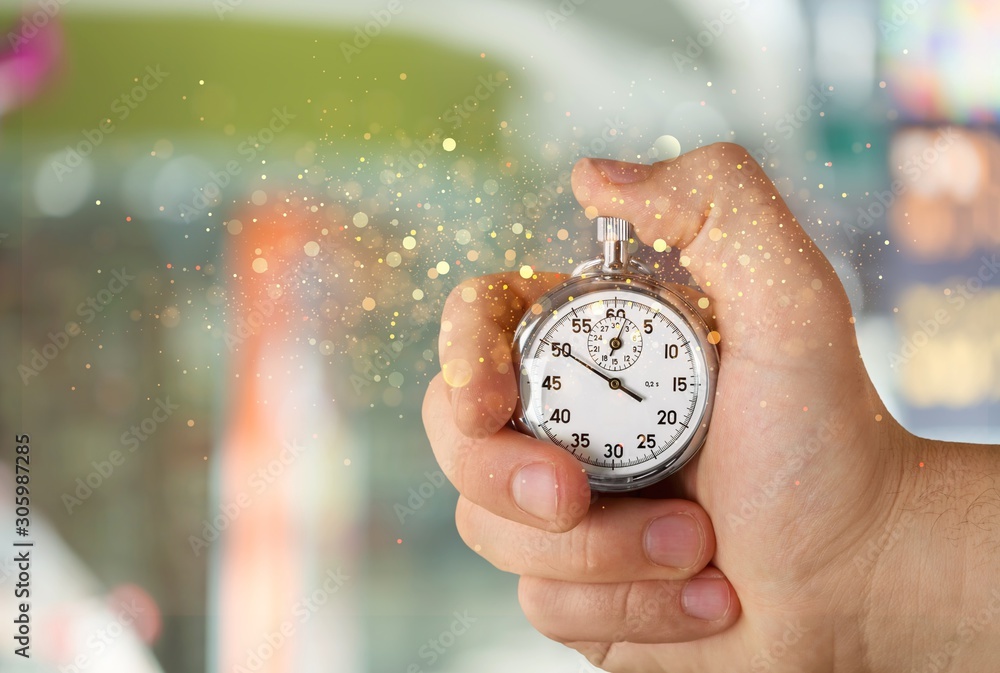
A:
<box><xmin>422</xmin><ymin>144</ymin><xmax>1000</xmax><ymax>672</ymax></box>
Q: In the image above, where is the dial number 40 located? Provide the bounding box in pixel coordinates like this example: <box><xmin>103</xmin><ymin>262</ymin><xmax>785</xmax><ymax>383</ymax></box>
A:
<box><xmin>548</xmin><ymin>408</ymin><xmax>571</xmax><ymax>423</ymax></box>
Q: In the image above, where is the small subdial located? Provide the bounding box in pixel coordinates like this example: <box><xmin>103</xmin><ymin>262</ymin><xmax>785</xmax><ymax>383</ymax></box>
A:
<box><xmin>587</xmin><ymin>316</ymin><xmax>643</xmax><ymax>371</ymax></box>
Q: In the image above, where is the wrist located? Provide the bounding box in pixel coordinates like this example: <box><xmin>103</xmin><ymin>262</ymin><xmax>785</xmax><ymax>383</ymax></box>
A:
<box><xmin>859</xmin><ymin>426</ymin><xmax>1000</xmax><ymax>672</ymax></box>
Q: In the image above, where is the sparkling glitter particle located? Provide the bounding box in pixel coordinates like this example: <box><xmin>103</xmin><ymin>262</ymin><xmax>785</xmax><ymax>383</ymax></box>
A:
<box><xmin>251</xmin><ymin>258</ymin><xmax>268</xmax><ymax>273</ymax></box>
<box><xmin>303</xmin><ymin>241</ymin><xmax>320</xmax><ymax>257</ymax></box>
<box><xmin>362</xmin><ymin>297</ymin><xmax>376</xmax><ymax>311</ymax></box>
<box><xmin>353</xmin><ymin>212</ymin><xmax>369</xmax><ymax>228</ymax></box>
<box><xmin>651</xmin><ymin>134</ymin><xmax>682</xmax><ymax>161</ymax></box>
<box><xmin>442</xmin><ymin>359</ymin><xmax>473</xmax><ymax>388</ymax></box>
<box><xmin>442</xmin><ymin>138</ymin><xmax>457</xmax><ymax>152</ymax></box>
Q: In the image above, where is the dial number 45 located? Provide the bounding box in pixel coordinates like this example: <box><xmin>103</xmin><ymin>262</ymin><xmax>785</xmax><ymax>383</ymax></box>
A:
<box><xmin>541</xmin><ymin>376</ymin><xmax>561</xmax><ymax>390</ymax></box>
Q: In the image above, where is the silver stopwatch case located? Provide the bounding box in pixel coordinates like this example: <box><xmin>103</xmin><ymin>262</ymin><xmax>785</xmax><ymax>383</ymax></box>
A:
<box><xmin>511</xmin><ymin>217</ymin><xmax>719</xmax><ymax>493</ymax></box>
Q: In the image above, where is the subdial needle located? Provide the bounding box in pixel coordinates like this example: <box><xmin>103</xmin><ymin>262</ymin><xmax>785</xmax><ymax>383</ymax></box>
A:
<box><xmin>609</xmin><ymin>320</ymin><xmax>627</xmax><ymax>352</ymax></box>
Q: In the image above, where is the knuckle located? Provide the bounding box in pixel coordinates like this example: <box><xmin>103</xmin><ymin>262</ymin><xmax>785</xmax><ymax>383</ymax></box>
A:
<box><xmin>420</xmin><ymin>375</ymin><xmax>445</xmax><ymax>438</ymax></box>
<box><xmin>517</xmin><ymin>580</ymin><xmax>566</xmax><ymax>642</ymax></box>
<box><xmin>443</xmin><ymin>280</ymin><xmax>472</xmax><ymax>311</ymax></box>
<box><xmin>453</xmin><ymin>500</ymin><xmax>475</xmax><ymax>545</ymax></box>
<box><xmin>562</xmin><ymin>515</ymin><xmax>601</xmax><ymax>576</ymax></box>
<box><xmin>618</xmin><ymin>581</ymin><xmax>668</xmax><ymax>637</ymax></box>
<box><xmin>448</xmin><ymin>433</ymin><xmax>477</xmax><ymax>489</ymax></box>
<box><xmin>705</xmin><ymin>141</ymin><xmax>753</xmax><ymax>165</ymax></box>
<box><xmin>618</xmin><ymin>581</ymin><xmax>646</xmax><ymax>635</ymax></box>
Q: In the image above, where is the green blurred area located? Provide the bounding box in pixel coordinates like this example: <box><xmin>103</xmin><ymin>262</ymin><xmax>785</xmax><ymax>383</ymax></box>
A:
<box><xmin>10</xmin><ymin>15</ymin><xmax>507</xmax><ymax>144</ymax></box>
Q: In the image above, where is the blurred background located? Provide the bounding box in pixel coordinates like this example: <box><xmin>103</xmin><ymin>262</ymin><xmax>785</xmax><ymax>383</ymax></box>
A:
<box><xmin>0</xmin><ymin>0</ymin><xmax>996</xmax><ymax>671</ymax></box>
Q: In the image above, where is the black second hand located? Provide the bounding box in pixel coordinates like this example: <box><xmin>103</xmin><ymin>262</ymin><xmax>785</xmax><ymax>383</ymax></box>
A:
<box><xmin>566</xmin><ymin>352</ymin><xmax>643</xmax><ymax>403</ymax></box>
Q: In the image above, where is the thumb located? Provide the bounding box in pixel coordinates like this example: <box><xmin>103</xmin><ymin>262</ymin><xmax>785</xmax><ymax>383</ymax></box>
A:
<box><xmin>572</xmin><ymin>144</ymin><xmax>855</xmax><ymax>369</ymax></box>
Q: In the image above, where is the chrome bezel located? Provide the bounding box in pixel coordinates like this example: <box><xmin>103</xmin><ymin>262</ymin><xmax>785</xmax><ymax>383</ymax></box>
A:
<box><xmin>511</xmin><ymin>272</ymin><xmax>718</xmax><ymax>493</ymax></box>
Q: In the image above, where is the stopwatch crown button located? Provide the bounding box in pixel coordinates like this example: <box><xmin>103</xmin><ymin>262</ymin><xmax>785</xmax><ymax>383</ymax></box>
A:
<box><xmin>596</xmin><ymin>216</ymin><xmax>631</xmax><ymax>243</ymax></box>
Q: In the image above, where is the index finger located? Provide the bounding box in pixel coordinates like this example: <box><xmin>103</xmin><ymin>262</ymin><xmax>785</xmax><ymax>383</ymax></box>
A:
<box><xmin>439</xmin><ymin>271</ymin><xmax>564</xmax><ymax>437</ymax></box>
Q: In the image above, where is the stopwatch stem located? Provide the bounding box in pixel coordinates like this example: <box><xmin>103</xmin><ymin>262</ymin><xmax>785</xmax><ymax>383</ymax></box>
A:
<box><xmin>596</xmin><ymin>216</ymin><xmax>632</xmax><ymax>273</ymax></box>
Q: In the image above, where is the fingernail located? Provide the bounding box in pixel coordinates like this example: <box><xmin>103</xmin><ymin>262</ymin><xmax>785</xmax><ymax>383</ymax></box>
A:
<box><xmin>644</xmin><ymin>513</ymin><xmax>703</xmax><ymax>569</ymax></box>
<box><xmin>589</xmin><ymin>158</ymin><xmax>653</xmax><ymax>184</ymax></box>
<box><xmin>512</xmin><ymin>463</ymin><xmax>558</xmax><ymax>521</ymax></box>
<box><xmin>681</xmin><ymin>577</ymin><xmax>731</xmax><ymax>621</ymax></box>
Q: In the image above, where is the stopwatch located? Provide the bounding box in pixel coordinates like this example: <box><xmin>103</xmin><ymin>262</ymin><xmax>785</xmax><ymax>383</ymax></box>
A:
<box><xmin>512</xmin><ymin>216</ymin><xmax>719</xmax><ymax>492</ymax></box>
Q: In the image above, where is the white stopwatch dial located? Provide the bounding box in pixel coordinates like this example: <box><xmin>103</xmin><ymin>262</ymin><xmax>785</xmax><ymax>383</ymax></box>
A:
<box><xmin>512</xmin><ymin>217</ymin><xmax>718</xmax><ymax>492</ymax></box>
